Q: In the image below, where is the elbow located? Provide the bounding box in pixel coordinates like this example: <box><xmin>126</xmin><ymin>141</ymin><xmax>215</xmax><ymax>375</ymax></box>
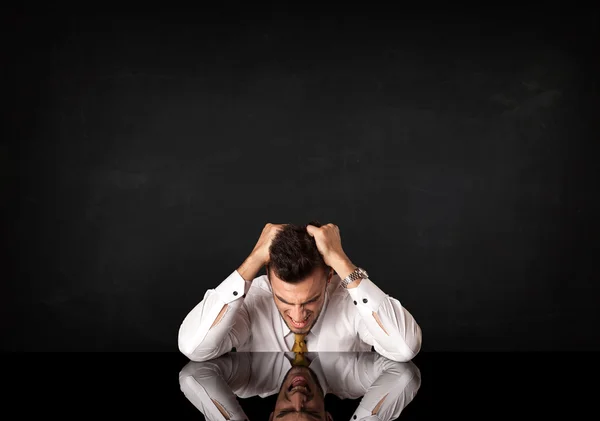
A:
<box><xmin>406</xmin><ymin>344</ymin><xmax>421</xmax><ymax>362</ymax></box>
<box><xmin>178</xmin><ymin>335</ymin><xmax>222</xmax><ymax>362</ymax></box>
<box><xmin>178</xmin><ymin>342</ymin><xmax>211</xmax><ymax>362</ymax></box>
<box><xmin>388</xmin><ymin>349</ymin><xmax>419</xmax><ymax>363</ymax></box>
<box><xmin>410</xmin><ymin>325</ymin><xmax>423</xmax><ymax>358</ymax></box>
<box><xmin>388</xmin><ymin>325</ymin><xmax>423</xmax><ymax>362</ymax></box>
<box><xmin>405</xmin><ymin>324</ymin><xmax>423</xmax><ymax>360</ymax></box>
<box><xmin>178</xmin><ymin>336</ymin><xmax>197</xmax><ymax>361</ymax></box>
<box><xmin>178</xmin><ymin>329</ymin><xmax>207</xmax><ymax>362</ymax></box>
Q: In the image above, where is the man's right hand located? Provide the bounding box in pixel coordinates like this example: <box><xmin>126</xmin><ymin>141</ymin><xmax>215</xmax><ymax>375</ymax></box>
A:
<box><xmin>237</xmin><ymin>223</ymin><xmax>285</xmax><ymax>282</ymax></box>
<box><xmin>250</xmin><ymin>223</ymin><xmax>286</xmax><ymax>265</ymax></box>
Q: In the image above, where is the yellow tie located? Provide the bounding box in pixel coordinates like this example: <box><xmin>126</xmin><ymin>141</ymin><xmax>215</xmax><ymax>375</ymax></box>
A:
<box><xmin>292</xmin><ymin>333</ymin><xmax>308</xmax><ymax>353</ymax></box>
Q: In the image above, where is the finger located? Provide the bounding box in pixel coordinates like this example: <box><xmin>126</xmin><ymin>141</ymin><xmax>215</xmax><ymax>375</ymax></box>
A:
<box><xmin>306</xmin><ymin>224</ymin><xmax>316</xmax><ymax>236</ymax></box>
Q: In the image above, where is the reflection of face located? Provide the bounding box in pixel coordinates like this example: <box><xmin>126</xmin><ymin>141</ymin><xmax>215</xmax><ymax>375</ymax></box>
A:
<box><xmin>270</xmin><ymin>365</ymin><xmax>330</xmax><ymax>421</ymax></box>
<box><xmin>269</xmin><ymin>266</ymin><xmax>332</xmax><ymax>334</ymax></box>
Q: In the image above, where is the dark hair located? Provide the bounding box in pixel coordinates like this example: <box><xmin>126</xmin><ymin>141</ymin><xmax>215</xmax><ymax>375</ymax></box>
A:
<box><xmin>268</xmin><ymin>220</ymin><xmax>328</xmax><ymax>282</ymax></box>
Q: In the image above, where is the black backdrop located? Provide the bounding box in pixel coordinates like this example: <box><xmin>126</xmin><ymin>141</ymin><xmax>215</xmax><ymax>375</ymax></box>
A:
<box><xmin>2</xmin><ymin>5</ymin><xmax>599</xmax><ymax>352</ymax></box>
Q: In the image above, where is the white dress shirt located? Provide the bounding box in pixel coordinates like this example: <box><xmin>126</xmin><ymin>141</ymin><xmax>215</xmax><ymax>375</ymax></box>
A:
<box><xmin>178</xmin><ymin>270</ymin><xmax>422</xmax><ymax>362</ymax></box>
<box><xmin>178</xmin><ymin>352</ymin><xmax>421</xmax><ymax>421</ymax></box>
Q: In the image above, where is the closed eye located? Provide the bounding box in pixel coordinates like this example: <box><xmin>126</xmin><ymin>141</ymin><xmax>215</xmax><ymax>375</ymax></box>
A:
<box><xmin>275</xmin><ymin>294</ymin><xmax>321</xmax><ymax>306</ymax></box>
<box><xmin>277</xmin><ymin>409</ymin><xmax>322</xmax><ymax>419</ymax></box>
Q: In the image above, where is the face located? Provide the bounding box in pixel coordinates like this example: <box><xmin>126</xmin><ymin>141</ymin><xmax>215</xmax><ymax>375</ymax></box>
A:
<box><xmin>269</xmin><ymin>365</ymin><xmax>332</xmax><ymax>421</ymax></box>
<box><xmin>269</xmin><ymin>266</ymin><xmax>332</xmax><ymax>334</ymax></box>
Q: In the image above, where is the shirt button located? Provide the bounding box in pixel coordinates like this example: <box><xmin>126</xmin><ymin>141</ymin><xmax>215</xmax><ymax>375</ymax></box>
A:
<box><xmin>353</xmin><ymin>416</ymin><xmax>357</xmax><ymax>419</ymax></box>
<box><xmin>363</xmin><ymin>298</ymin><xmax>368</xmax><ymax>303</ymax></box>
<box><xmin>353</xmin><ymin>300</ymin><xmax>357</xmax><ymax>305</ymax></box>
<box><xmin>233</xmin><ymin>291</ymin><xmax>238</xmax><ymax>296</ymax></box>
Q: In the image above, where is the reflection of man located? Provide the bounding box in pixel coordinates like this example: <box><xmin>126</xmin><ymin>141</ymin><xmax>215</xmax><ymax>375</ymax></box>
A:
<box><xmin>178</xmin><ymin>352</ymin><xmax>421</xmax><ymax>421</ymax></box>
<box><xmin>178</xmin><ymin>222</ymin><xmax>422</xmax><ymax>362</ymax></box>
<box><xmin>271</xmin><ymin>360</ymin><xmax>330</xmax><ymax>421</ymax></box>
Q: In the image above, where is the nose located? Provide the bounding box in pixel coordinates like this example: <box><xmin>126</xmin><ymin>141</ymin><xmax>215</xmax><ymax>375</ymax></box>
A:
<box><xmin>290</xmin><ymin>391</ymin><xmax>307</xmax><ymax>410</ymax></box>
<box><xmin>290</xmin><ymin>305</ymin><xmax>306</xmax><ymax>321</ymax></box>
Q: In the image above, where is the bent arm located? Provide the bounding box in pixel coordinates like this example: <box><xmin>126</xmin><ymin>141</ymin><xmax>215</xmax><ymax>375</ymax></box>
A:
<box><xmin>351</xmin><ymin>355</ymin><xmax>422</xmax><ymax>421</ymax></box>
<box><xmin>178</xmin><ymin>354</ymin><xmax>251</xmax><ymax>421</ymax></box>
<box><xmin>178</xmin><ymin>270</ymin><xmax>252</xmax><ymax>361</ymax></box>
<box><xmin>350</xmin><ymin>278</ymin><xmax>422</xmax><ymax>362</ymax></box>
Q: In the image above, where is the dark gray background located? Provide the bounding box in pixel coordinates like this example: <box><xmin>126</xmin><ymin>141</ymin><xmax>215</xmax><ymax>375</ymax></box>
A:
<box><xmin>2</xmin><ymin>5</ymin><xmax>599</xmax><ymax>352</ymax></box>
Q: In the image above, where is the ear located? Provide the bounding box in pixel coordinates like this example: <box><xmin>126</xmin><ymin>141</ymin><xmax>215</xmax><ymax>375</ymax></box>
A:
<box><xmin>269</xmin><ymin>411</ymin><xmax>274</xmax><ymax>421</ymax></box>
<box><xmin>327</xmin><ymin>267</ymin><xmax>334</xmax><ymax>283</ymax></box>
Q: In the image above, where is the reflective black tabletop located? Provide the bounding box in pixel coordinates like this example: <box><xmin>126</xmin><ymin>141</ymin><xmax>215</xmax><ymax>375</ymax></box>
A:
<box><xmin>4</xmin><ymin>352</ymin><xmax>597</xmax><ymax>419</ymax></box>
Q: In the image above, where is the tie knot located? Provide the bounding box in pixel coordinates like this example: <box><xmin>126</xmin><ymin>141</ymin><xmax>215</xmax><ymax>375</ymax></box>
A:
<box><xmin>292</xmin><ymin>352</ymin><xmax>310</xmax><ymax>367</ymax></box>
<box><xmin>292</xmin><ymin>333</ymin><xmax>308</xmax><ymax>353</ymax></box>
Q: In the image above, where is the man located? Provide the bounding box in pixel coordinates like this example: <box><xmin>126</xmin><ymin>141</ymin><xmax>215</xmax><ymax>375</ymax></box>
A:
<box><xmin>179</xmin><ymin>351</ymin><xmax>422</xmax><ymax>421</ymax></box>
<box><xmin>178</xmin><ymin>222</ymin><xmax>422</xmax><ymax>362</ymax></box>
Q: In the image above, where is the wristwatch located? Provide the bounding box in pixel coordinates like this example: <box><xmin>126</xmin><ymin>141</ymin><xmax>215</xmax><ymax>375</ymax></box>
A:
<box><xmin>341</xmin><ymin>267</ymin><xmax>369</xmax><ymax>288</ymax></box>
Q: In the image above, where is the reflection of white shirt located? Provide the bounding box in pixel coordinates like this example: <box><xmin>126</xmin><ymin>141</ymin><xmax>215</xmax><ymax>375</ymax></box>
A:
<box><xmin>178</xmin><ymin>352</ymin><xmax>421</xmax><ymax>421</ymax></box>
<box><xmin>178</xmin><ymin>271</ymin><xmax>422</xmax><ymax>362</ymax></box>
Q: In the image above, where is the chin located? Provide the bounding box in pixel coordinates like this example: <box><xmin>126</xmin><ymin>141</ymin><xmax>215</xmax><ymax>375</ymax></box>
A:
<box><xmin>291</xmin><ymin>327</ymin><xmax>311</xmax><ymax>334</ymax></box>
<box><xmin>288</xmin><ymin>321</ymin><xmax>313</xmax><ymax>334</ymax></box>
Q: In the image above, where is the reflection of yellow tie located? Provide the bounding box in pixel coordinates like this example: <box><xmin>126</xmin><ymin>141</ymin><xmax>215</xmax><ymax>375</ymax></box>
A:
<box><xmin>292</xmin><ymin>352</ymin><xmax>310</xmax><ymax>366</ymax></box>
<box><xmin>292</xmin><ymin>333</ymin><xmax>308</xmax><ymax>353</ymax></box>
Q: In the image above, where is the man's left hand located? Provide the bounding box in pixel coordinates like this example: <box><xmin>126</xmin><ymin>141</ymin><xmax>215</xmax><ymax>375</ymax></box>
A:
<box><xmin>306</xmin><ymin>223</ymin><xmax>356</xmax><ymax>279</ymax></box>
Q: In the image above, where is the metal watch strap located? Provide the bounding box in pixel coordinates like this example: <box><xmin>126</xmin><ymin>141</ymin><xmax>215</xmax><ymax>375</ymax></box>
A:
<box><xmin>341</xmin><ymin>267</ymin><xmax>367</xmax><ymax>288</ymax></box>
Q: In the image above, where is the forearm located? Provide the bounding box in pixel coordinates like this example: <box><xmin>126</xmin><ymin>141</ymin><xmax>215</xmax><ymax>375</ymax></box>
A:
<box><xmin>329</xmin><ymin>255</ymin><xmax>357</xmax><ymax>285</ymax></box>
<box><xmin>236</xmin><ymin>253</ymin><xmax>264</xmax><ymax>282</ymax></box>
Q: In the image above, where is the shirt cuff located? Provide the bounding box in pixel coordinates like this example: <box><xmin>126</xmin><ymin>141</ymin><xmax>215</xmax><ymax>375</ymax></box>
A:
<box><xmin>215</xmin><ymin>270</ymin><xmax>251</xmax><ymax>304</ymax></box>
<box><xmin>346</xmin><ymin>278</ymin><xmax>387</xmax><ymax>312</ymax></box>
<box><xmin>351</xmin><ymin>405</ymin><xmax>379</xmax><ymax>421</ymax></box>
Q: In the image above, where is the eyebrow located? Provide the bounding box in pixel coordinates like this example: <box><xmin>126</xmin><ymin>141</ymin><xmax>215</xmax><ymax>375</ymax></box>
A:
<box><xmin>275</xmin><ymin>293</ymin><xmax>322</xmax><ymax>306</ymax></box>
